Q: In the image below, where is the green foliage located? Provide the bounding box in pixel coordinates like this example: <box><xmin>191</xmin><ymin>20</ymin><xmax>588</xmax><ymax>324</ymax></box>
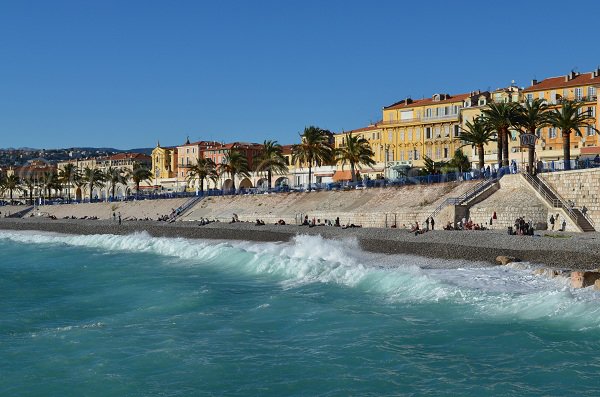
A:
<box><xmin>255</xmin><ymin>140</ymin><xmax>288</xmax><ymax>188</ymax></box>
<box><xmin>335</xmin><ymin>133</ymin><xmax>376</xmax><ymax>182</ymax></box>
<box><xmin>218</xmin><ymin>149</ymin><xmax>250</xmax><ymax>192</ymax></box>
<box><xmin>187</xmin><ymin>157</ymin><xmax>218</xmax><ymax>192</ymax></box>
<box><xmin>292</xmin><ymin>126</ymin><xmax>333</xmax><ymax>190</ymax></box>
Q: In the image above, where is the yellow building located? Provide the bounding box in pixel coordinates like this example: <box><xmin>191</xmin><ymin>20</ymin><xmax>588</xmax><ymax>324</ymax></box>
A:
<box><xmin>381</xmin><ymin>92</ymin><xmax>488</xmax><ymax>170</ymax></box>
<box><xmin>151</xmin><ymin>143</ymin><xmax>178</xmax><ymax>179</ymax></box>
<box><xmin>523</xmin><ymin>69</ymin><xmax>600</xmax><ymax>162</ymax></box>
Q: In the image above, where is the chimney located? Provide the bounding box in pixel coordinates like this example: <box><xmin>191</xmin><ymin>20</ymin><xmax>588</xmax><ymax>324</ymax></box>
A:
<box><xmin>531</xmin><ymin>79</ymin><xmax>538</xmax><ymax>86</ymax></box>
<box><xmin>593</xmin><ymin>67</ymin><xmax>600</xmax><ymax>78</ymax></box>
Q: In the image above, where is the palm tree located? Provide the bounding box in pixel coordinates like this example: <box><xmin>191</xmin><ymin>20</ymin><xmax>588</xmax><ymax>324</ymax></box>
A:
<box><xmin>104</xmin><ymin>167</ymin><xmax>127</xmax><ymax>199</ymax></box>
<box><xmin>187</xmin><ymin>157</ymin><xmax>218</xmax><ymax>194</ymax></box>
<box><xmin>255</xmin><ymin>140</ymin><xmax>288</xmax><ymax>189</ymax></box>
<box><xmin>40</xmin><ymin>170</ymin><xmax>59</xmax><ymax>200</ymax></box>
<box><xmin>481</xmin><ymin>102</ymin><xmax>520</xmax><ymax>168</ymax></box>
<box><xmin>459</xmin><ymin>117</ymin><xmax>497</xmax><ymax>171</ymax></box>
<box><xmin>547</xmin><ymin>99</ymin><xmax>596</xmax><ymax>170</ymax></box>
<box><xmin>292</xmin><ymin>126</ymin><xmax>333</xmax><ymax>191</ymax></box>
<box><xmin>2</xmin><ymin>174</ymin><xmax>22</xmax><ymax>202</ymax></box>
<box><xmin>335</xmin><ymin>133</ymin><xmax>376</xmax><ymax>182</ymax></box>
<box><xmin>129</xmin><ymin>163</ymin><xmax>153</xmax><ymax>195</ymax></box>
<box><xmin>59</xmin><ymin>163</ymin><xmax>79</xmax><ymax>202</ymax></box>
<box><xmin>21</xmin><ymin>174</ymin><xmax>36</xmax><ymax>205</ymax></box>
<box><xmin>218</xmin><ymin>149</ymin><xmax>250</xmax><ymax>192</ymax></box>
<box><xmin>82</xmin><ymin>167</ymin><xmax>105</xmax><ymax>202</ymax></box>
<box><xmin>512</xmin><ymin>98</ymin><xmax>552</xmax><ymax>175</ymax></box>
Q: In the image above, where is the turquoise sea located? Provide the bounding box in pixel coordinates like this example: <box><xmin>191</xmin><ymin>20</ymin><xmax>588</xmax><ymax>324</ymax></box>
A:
<box><xmin>2</xmin><ymin>231</ymin><xmax>600</xmax><ymax>396</ymax></box>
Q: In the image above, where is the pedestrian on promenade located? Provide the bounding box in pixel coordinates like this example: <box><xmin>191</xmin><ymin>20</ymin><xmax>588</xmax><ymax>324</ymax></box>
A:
<box><xmin>425</xmin><ymin>217</ymin><xmax>430</xmax><ymax>231</ymax></box>
<box><xmin>430</xmin><ymin>217</ymin><xmax>435</xmax><ymax>231</ymax></box>
<box><xmin>118</xmin><ymin>212</ymin><xmax>122</xmax><ymax>225</ymax></box>
<box><xmin>549</xmin><ymin>214</ymin><xmax>555</xmax><ymax>230</ymax></box>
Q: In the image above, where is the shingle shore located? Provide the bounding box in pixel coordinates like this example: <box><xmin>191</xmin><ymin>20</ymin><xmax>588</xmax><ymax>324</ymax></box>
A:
<box><xmin>1</xmin><ymin>218</ymin><xmax>600</xmax><ymax>269</ymax></box>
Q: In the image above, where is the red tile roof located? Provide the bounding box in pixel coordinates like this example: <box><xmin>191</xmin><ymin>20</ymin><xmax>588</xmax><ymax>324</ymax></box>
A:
<box><xmin>523</xmin><ymin>72</ymin><xmax>600</xmax><ymax>92</ymax></box>
<box><xmin>107</xmin><ymin>153</ymin><xmax>151</xmax><ymax>161</ymax></box>
<box><xmin>384</xmin><ymin>93</ymin><xmax>471</xmax><ymax>110</ymax></box>
<box><xmin>337</xmin><ymin>123</ymin><xmax>382</xmax><ymax>135</ymax></box>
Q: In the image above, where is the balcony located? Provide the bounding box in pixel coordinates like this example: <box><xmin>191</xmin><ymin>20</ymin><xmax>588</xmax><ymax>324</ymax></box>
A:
<box><xmin>422</xmin><ymin>114</ymin><xmax>460</xmax><ymax>122</ymax></box>
<box><xmin>381</xmin><ymin>117</ymin><xmax>421</xmax><ymax>125</ymax></box>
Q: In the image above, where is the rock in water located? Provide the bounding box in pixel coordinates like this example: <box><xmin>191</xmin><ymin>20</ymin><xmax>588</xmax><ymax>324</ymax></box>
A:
<box><xmin>571</xmin><ymin>271</ymin><xmax>600</xmax><ymax>288</ymax></box>
<box><xmin>496</xmin><ymin>255</ymin><xmax>520</xmax><ymax>265</ymax></box>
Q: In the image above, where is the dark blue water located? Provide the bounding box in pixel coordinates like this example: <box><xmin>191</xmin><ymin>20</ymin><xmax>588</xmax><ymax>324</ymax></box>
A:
<box><xmin>1</xmin><ymin>231</ymin><xmax>600</xmax><ymax>396</ymax></box>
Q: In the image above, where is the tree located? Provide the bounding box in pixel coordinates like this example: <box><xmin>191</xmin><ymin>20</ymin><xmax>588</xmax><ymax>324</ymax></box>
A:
<box><xmin>187</xmin><ymin>157</ymin><xmax>218</xmax><ymax>194</ymax></box>
<box><xmin>513</xmin><ymin>98</ymin><xmax>552</xmax><ymax>174</ymax></box>
<box><xmin>59</xmin><ymin>163</ymin><xmax>79</xmax><ymax>202</ymax></box>
<box><xmin>443</xmin><ymin>149</ymin><xmax>471</xmax><ymax>174</ymax></box>
<box><xmin>459</xmin><ymin>117</ymin><xmax>497</xmax><ymax>171</ymax></box>
<box><xmin>255</xmin><ymin>140</ymin><xmax>288</xmax><ymax>189</ymax></box>
<box><xmin>481</xmin><ymin>102</ymin><xmax>520</xmax><ymax>168</ymax></box>
<box><xmin>547</xmin><ymin>99</ymin><xmax>596</xmax><ymax>170</ymax></box>
<box><xmin>21</xmin><ymin>174</ymin><xmax>36</xmax><ymax>205</ymax></box>
<box><xmin>104</xmin><ymin>167</ymin><xmax>127</xmax><ymax>199</ymax></box>
<box><xmin>40</xmin><ymin>170</ymin><xmax>59</xmax><ymax>199</ymax></box>
<box><xmin>292</xmin><ymin>126</ymin><xmax>333</xmax><ymax>191</ymax></box>
<box><xmin>128</xmin><ymin>163</ymin><xmax>153</xmax><ymax>195</ymax></box>
<box><xmin>335</xmin><ymin>133</ymin><xmax>376</xmax><ymax>182</ymax></box>
<box><xmin>419</xmin><ymin>156</ymin><xmax>445</xmax><ymax>176</ymax></box>
<box><xmin>218</xmin><ymin>149</ymin><xmax>250</xmax><ymax>192</ymax></box>
<box><xmin>1</xmin><ymin>174</ymin><xmax>22</xmax><ymax>202</ymax></box>
<box><xmin>82</xmin><ymin>167</ymin><xmax>105</xmax><ymax>201</ymax></box>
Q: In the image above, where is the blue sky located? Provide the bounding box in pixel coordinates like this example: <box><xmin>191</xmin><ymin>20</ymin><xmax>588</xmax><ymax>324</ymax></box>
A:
<box><xmin>1</xmin><ymin>0</ymin><xmax>599</xmax><ymax>149</ymax></box>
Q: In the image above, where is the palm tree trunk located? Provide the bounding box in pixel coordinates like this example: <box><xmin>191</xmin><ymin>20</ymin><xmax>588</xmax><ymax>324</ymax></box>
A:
<box><xmin>351</xmin><ymin>162</ymin><xmax>356</xmax><ymax>182</ymax></box>
<box><xmin>268</xmin><ymin>170</ymin><xmax>272</xmax><ymax>189</ymax></box>
<box><xmin>496</xmin><ymin>132</ymin><xmax>503</xmax><ymax>168</ymax></box>
<box><xmin>502</xmin><ymin>128</ymin><xmax>510</xmax><ymax>167</ymax></box>
<box><xmin>478</xmin><ymin>144</ymin><xmax>484</xmax><ymax>171</ymax></box>
<box><xmin>200</xmin><ymin>177</ymin><xmax>204</xmax><ymax>194</ymax></box>
<box><xmin>563</xmin><ymin>131</ymin><xmax>571</xmax><ymax>170</ymax></box>
<box><xmin>231</xmin><ymin>172</ymin><xmax>236</xmax><ymax>193</ymax></box>
<box><xmin>308</xmin><ymin>165</ymin><xmax>312</xmax><ymax>192</ymax></box>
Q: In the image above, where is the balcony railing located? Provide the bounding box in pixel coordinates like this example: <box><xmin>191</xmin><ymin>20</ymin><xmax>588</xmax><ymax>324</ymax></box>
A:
<box><xmin>381</xmin><ymin>117</ymin><xmax>421</xmax><ymax>125</ymax></box>
<box><xmin>422</xmin><ymin>114</ymin><xmax>460</xmax><ymax>122</ymax></box>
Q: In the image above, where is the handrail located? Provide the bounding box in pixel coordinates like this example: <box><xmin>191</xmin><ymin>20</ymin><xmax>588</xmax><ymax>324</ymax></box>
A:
<box><xmin>522</xmin><ymin>173</ymin><xmax>578</xmax><ymax>221</ymax></box>
<box><xmin>428</xmin><ymin>176</ymin><xmax>500</xmax><ymax>219</ymax></box>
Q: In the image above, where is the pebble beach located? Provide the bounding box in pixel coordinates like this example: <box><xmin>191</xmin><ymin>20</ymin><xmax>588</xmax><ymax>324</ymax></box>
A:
<box><xmin>2</xmin><ymin>217</ymin><xmax>600</xmax><ymax>269</ymax></box>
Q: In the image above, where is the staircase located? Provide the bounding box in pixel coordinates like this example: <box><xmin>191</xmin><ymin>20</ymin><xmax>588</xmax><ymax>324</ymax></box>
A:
<box><xmin>429</xmin><ymin>177</ymin><xmax>500</xmax><ymax>219</ymax></box>
<box><xmin>5</xmin><ymin>206</ymin><xmax>34</xmax><ymax>218</ymax></box>
<box><xmin>522</xmin><ymin>173</ymin><xmax>595</xmax><ymax>232</ymax></box>
<box><xmin>171</xmin><ymin>196</ymin><xmax>204</xmax><ymax>221</ymax></box>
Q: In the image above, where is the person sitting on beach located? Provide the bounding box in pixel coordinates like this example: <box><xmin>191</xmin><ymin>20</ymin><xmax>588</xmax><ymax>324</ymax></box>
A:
<box><xmin>409</xmin><ymin>222</ymin><xmax>420</xmax><ymax>233</ymax></box>
<box><xmin>303</xmin><ymin>215</ymin><xmax>309</xmax><ymax>226</ymax></box>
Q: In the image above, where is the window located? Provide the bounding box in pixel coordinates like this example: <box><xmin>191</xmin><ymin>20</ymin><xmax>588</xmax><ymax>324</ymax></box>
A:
<box><xmin>400</xmin><ymin>150</ymin><xmax>405</xmax><ymax>161</ymax></box>
<box><xmin>388</xmin><ymin>132</ymin><xmax>392</xmax><ymax>142</ymax></box>
<box><xmin>589</xmin><ymin>86</ymin><xmax>597</xmax><ymax>98</ymax></box>
<box><xmin>444</xmin><ymin>125</ymin><xmax>450</xmax><ymax>137</ymax></box>
<box><xmin>563</xmin><ymin>88</ymin><xmax>569</xmax><ymax>98</ymax></box>
<box><xmin>526</xmin><ymin>93</ymin><xmax>533</xmax><ymax>102</ymax></box>
<box><xmin>538</xmin><ymin>92</ymin><xmax>544</xmax><ymax>100</ymax></box>
<box><xmin>443</xmin><ymin>147</ymin><xmax>449</xmax><ymax>158</ymax></box>
<box><xmin>550</xmin><ymin>90</ymin><xmax>557</xmax><ymax>104</ymax></box>
<box><xmin>414</xmin><ymin>150</ymin><xmax>420</xmax><ymax>160</ymax></box>
<box><xmin>478</xmin><ymin>98</ymin><xmax>486</xmax><ymax>106</ymax></box>
<box><xmin>435</xmin><ymin>127</ymin><xmax>441</xmax><ymax>138</ymax></box>
<box><xmin>454</xmin><ymin>125</ymin><xmax>460</xmax><ymax>137</ymax></box>
<box><xmin>415</xmin><ymin>128</ymin><xmax>420</xmax><ymax>139</ymax></box>
<box><xmin>408</xmin><ymin>150</ymin><xmax>412</xmax><ymax>160</ymax></box>
<box><xmin>587</xmin><ymin>125</ymin><xmax>596</xmax><ymax>136</ymax></box>
<box><xmin>426</xmin><ymin>127</ymin><xmax>432</xmax><ymax>139</ymax></box>
<box><xmin>587</xmin><ymin>107</ymin><xmax>595</xmax><ymax>117</ymax></box>
<box><xmin>400</xmin><ymin>131</ymin><xmax>405</xmax><ymax>141</ymax></box>
<box><xmin>453</xmin><ymin>105</ymin><xmax>459</xmax><ymax>114</ymax></box>
<box><xmin>435</xmin><ymin>147</ymin><xmax>441</xmax><ymax>159</ymax></box>
<box><xmin>536</xmin><ymin>128</ymin><xmax>543</xmax><ymax>138</ymax></box>
<box><xmin>575</xmin><ymin>87</ymin><xmax>583</xmax><ymax>100</ymax></box>
<box><xmin>408</xmin><ymin>129</ymin><xmax>412</xmax><ymax>142</ymax></box>
<box><xmin>549</xmin><ymin>127</ymin><xmax>557</xmax><ymax>138</ymax></box>
<box><xmin>426</xmin><ymin>147</ymin><xmax>432</xmax><ymax>158</ymax></box>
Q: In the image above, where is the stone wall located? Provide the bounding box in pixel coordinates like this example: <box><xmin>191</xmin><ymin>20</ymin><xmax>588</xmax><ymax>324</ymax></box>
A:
<box><xmin>468</xmin><ymin>174</ymin><xmax>579</xmax><ymax>232</ymax></box>
<box><xmin>540</xmin><ymin>169</ymin><xmax>600</xmax><ymax>227</ymax></box>
<box><xmin>181</xmin><ymin>181</ymin><xmax>480</xmax><ymax>228</ymax></box>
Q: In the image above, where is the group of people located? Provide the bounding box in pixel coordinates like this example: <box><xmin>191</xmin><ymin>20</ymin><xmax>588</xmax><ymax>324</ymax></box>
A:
<box><xmin>548</xmin><ymin>214</ymin><xmax>567</xmax><ymax>232</ymax></box>
<box><xmin>511</xmin><ymin>217</ymin><xmax>535</xmax><ymax>236</ymax></box>
<box><xmin>442</xmin><ymin>220</ymin><xmax>487</xmax><ymax>231</ymax></box>
<box><xmin>301</xmin><ymin>215</ymin><xmax>342</xmax><ymax>228</ymax></box>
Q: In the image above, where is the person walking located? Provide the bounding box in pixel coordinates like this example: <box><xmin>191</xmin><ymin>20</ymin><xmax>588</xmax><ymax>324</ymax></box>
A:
<box><xmin>549</xmin><ymin>214</ymin><xmax>555</xmax><ymax>230</ymax></box>
<box><xmin>118</xmin><ymin>212</ymin><xmax>122</xmax><ymax>225</ymax></box>
<box><xmin>430</xmin><ymin>217</ymin><xmax>435</xmax><ymax>231</ymax></box>
<box><xmin>425</xmin><ymin>217</ymin><xmax>430</xmax><ymax>231</ymax></box>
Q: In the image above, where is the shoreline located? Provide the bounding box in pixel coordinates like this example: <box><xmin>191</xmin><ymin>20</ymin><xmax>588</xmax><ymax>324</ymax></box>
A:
<box><xmin>1</xmin><ymin>218</ymin><xmax>600</xmax><ymax>269</ymax></box>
